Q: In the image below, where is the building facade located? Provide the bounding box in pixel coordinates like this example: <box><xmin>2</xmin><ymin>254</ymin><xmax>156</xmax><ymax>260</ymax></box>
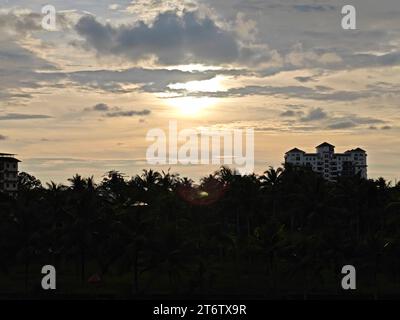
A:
<box><xmin>0</xmin><ymin>153</ymin><xmax>20</xmax><ymax>197</ymax></box>
<box><xmin>285</xmin><ymin>142</ymin><xmax>367</xmax><ymax>181</ymax></box>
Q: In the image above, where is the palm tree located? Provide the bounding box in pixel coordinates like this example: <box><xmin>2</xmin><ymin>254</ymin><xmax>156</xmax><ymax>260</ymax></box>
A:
<box><xmin>44</xmin><ymin>181</ymin><xmax>67</xmax><ymax>267</ymax></box>
<box><xmin>67</xmin><ymin>175</ymin><xmax>98</xmax><ymax>284</ymax></box>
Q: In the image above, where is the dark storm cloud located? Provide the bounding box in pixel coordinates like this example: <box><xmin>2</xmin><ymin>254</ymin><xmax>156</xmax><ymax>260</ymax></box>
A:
<box><xmin>75</xmin><ymin>11</ymin><xmax>240</xmax><ymax>65</ymax></box>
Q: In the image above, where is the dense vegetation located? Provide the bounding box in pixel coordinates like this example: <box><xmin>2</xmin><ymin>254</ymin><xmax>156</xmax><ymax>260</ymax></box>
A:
<box><xmin>1</xmin><ymin>165</ymin><xmax>400</xmax><ymax>298</ymax></box>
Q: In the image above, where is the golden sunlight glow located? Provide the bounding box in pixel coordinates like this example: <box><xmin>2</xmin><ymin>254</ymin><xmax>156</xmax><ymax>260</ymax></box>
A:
<box><xmin>168</xmin><ymin>76</ymin><xmax>226</xmax><ymax>93</ymax></box>
<box><xmin>167</xmin><ymin>96</ymin><xmax>217</xmax><ymax>116</ymax></box>
<box><xmin>166</xmin><ymin>64</ymin><xmax>224</xmax><ymax>72</ymax></box>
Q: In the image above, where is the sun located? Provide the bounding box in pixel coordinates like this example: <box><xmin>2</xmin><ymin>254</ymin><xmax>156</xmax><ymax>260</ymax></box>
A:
<box><xmin>167</xmin><ymin>96</ymin><xmax>216</xmax><ymax>116</ymax></box>
<box><xmin>165</xmin><ymin>76</ymin><xmax>225</xmax><ymax>116</ymax></box>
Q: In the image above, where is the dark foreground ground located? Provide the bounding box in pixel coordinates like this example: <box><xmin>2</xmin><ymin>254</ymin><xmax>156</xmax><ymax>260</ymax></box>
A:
<box><xmin>1</xmin><ymin>166</ymin><xmax>400</xmax><ymax>299</ymax></box>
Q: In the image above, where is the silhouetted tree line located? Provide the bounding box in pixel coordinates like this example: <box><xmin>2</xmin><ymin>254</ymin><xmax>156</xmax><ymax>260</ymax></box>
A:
<box><xmin>1</xmin><ymin>165</ymin><xmax>400</xmax><ymax>298</ymax></box>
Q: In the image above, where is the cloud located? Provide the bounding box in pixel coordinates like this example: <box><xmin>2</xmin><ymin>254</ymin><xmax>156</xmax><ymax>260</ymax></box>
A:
<box><xmin>68</xmin><ymin>67</ymin><xmax>241</xmax><ymax>93</ymax></box>
<box><xmin>0</xmin><ymin>11</ymin><xmax>61</xmax><ymax>103</ymax></box>
<box><xmin>347</xmin><ymin>116</ymin><xmax>386</xmax><ymax>125</ymax></box>
<box><xmin>293</xmin><ymin>4</ymin><xmax>336</xmax><ymax>12</ymax></box>
<box><xmin>280</xmin><ymin>110</ymin><xmax>304</xmax><ymax>117</ymax></box>
<box><xmin>83</xmin><ymin>103</ymin><xmax>151</xmax><ymax>118</ymax></box>
<box><xmin>326</xmin><ymin>115</ymin><xmax>386</xmax><ymax>130</ymax></box>
<box><xmin>75</xmin><ymin>11</ymin><xmax>240</xmax><ymax>65</ymax></box>
<box><xmin>125</xmin><ymin>0</ymin><xmax>198</xmax><ymax>22</ymax></box>
<box><xmin>0</xmin><ymin>11</ymin><xmax>44</xmax><ymax>36</ymax></box>
<box><xmin>315</xmin><ymin>85</ymin><xmax>333</xmax><ymax>92</ymax></box>
<box><xmin>108</xmin><ymin>4</ymin><xmax>121</xmax><ymax>11</ymax></box>
<box><xmin>0</xmin><ymin>10</ymin><xmax>69</xmax><ymax>36</ymax></box>
<box><xmin>0</xmin><ymin>113</ymin><xmax>52</xmax><ymax>120</ymax></box>
<box><xmin>0</xmin><ymin>134</ymin><xmax>7</xmax><ymax>140</ymax></box>
<box><xmin>0</xmin><ymin>40</ymin><xmax>59</xmax><ymax>96</ymax></box>
<box><xmin>92</xmin><ymin>103</ymin><xmax>110</xmax><ymax>111</ymax></box>
<box><xmin>280</xmin><ymin>110</ymin><xmax>296</xmax><ymax>117</ymax></box>
<box><xmin>294</xmin><ymin>76</ymin><xmax>315</xmax><ymax>83</ymax></box>
<box><xmin>84</xmin><ymin>103</ymin><xmax>114</xmax><ymax>112</ymax></box>
<box><xmin>105</xmin><ymin>109</ymin><xmax>151</xmax><ymax>117</ymax></box>
<box><xmin>183</xmin><ymin>84</ymin><xmax>381</xmax><ymax>102</ymax></box>
<box><xmin>328</xmin><ymin>121</ymin><xmax>357</xmax><ymax>130</ymax></box>
<box><xmin>23</xmin><ymin>157</ymin><xmax>148</xmax><ymax>175</ymax></box>
<box><xmin>300</xmin><ymin>107</ymin><xmax>327</xmax><ymax>122</ymax></box>
<box><xmin>344</xmin><ymin>52</ymin><xmax>400</xmax><ymax>69</ymax></box>
<box><xmin>279</xmin><ymin>106</ymin><xmax>388</xmax><ymax>131</ymax></box>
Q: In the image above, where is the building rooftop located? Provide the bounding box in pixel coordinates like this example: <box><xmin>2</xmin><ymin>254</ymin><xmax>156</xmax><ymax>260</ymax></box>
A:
<box><xmin>345</xmin><ymin>148</ymin><xmax>366</xmax><ymax>153</ymax></box>
<box><xmin>286</xmin><ymin>148</ymin><xmax>305</xmax><ymax>154</ymax></box>
<box><xmin>286</xmin><ymin>143</ymin><xmax>367</xmax><ymax>157</ymax></box>
<box><xmin>0</xmin><ymin>153</ymin><xmax>21</xmax><ymax>162</ymax></box>
<box><xmin>316</xmin><ymin>142</ymin><xmax>335</xmax><ymax>148</ymax></box>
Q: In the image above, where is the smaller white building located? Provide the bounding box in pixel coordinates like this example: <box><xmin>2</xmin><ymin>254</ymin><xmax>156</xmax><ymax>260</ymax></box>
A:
<box><xmin>284</xmin><ymin>142</ymin><xmax>367</xmax><ymax>181</ymax></box>
<box><xmin>0</xmin><ymin>153</ymin><xmax>20</xmax><ymax>197</ymax></box>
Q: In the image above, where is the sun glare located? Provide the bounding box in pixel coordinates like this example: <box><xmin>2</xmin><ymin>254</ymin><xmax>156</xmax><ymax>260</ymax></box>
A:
<box><xmin>167</xmin><ymin>96</ymin><xmax>216</xmax><ymax>116</ymax></box>
<box><xmin>165</xmin><ymin>76</ymin><xmax>226</xmax><ymax>116</ymax></box>
<box><xmin>168</xmin><ymin>76</ymin><xmax>225</xmax><ymax>93</ymax></box>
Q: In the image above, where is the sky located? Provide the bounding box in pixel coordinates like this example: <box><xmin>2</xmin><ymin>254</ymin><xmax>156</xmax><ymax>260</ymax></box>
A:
<box><xmin>0</xmin><ymin>0</ymin><xmax>399</xmax><ymax>183</ymax></box>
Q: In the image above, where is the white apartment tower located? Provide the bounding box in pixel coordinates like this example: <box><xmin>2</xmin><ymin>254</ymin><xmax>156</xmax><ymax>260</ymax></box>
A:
<box><xmin>0</xmin><ymin>153</ymin><xmax>20</xmax><ymax>197</ymax></box>
<box><xmin>285</xmin><ymin>142</ymin><xmax>367</xmax><ymax>181</ymax></box>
